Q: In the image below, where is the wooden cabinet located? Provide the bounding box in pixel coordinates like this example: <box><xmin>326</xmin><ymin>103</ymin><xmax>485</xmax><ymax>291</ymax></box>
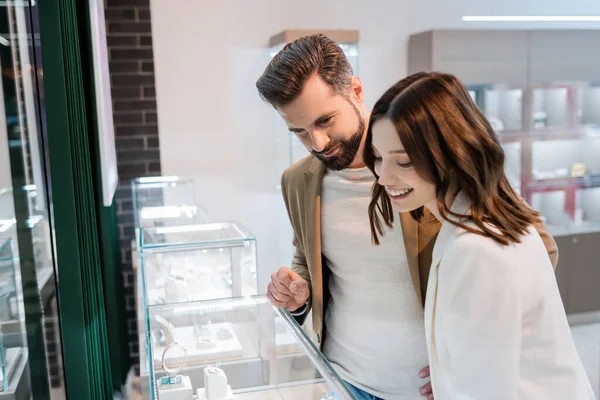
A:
<box><xmin>529</xmin><ymin>30</ymin><xmax>600</xmax><ymax>83</ymax></box>
<box><xmin>555</xmin><ymin>232</ymin><xmax>600</xmax><ymax>315</ymax></box>
<box><xmin>409</xmin><ymin>30</ymin><xmax>529</xmax><ymax>84</ymax></box>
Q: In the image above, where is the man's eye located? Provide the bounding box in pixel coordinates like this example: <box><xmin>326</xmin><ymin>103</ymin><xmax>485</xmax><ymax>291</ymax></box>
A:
<box><xmin>317</xmin><ymin>117</ymin><xmax>332</xmax><ymax>125</ymax></box>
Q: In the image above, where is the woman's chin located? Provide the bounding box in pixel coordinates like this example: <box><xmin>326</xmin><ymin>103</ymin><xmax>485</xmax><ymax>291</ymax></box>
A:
<box><xmin>389</xmin><ymin>194</ymin><xmax>425</xmax><ymax>214</ymax></box>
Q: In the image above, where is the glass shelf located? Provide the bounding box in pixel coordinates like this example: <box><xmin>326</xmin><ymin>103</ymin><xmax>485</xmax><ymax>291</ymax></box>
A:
<box><xmin>531</xmin><ymin>137</ymin><xmax>600</xmax><ymax>181</ymax></box>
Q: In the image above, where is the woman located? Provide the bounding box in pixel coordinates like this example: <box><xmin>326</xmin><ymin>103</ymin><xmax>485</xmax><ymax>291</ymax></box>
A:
<box><xmin>364</xmin><ymin>71</ymin><xmax>594</xmax><ymax>399</ymax></box>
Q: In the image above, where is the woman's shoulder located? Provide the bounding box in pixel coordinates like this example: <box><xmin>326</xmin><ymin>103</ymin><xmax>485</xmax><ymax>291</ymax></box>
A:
<box><xmin>443</xmin><ymin>221</ymin><xmax>541</xmax><ymax>264</ymax></box>
<box><xmin>442</xmin><ymin>223</ymin><xmax>550</xmax><ymax>283</ymax></box>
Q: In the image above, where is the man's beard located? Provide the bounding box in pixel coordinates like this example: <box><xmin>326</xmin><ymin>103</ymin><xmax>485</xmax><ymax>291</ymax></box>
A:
<box><xmin>311</xmin><ymin>103</ymin><xmax>365</xmax><ymax>171</ymax></box>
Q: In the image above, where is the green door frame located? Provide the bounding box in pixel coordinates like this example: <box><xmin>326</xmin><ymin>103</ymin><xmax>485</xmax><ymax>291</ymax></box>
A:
<box><xmin>38</xmin><ymin>0</ymin><xmax>115</xmax><ymax>397</ymax></box>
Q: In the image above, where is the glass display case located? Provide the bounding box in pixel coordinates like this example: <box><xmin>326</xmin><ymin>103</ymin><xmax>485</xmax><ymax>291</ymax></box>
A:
<box><xmin>140</xmin><ymin>222</ymin><xmax>258</xmax><ymax>307</ymax></box>
<box><xmin>143</xmin><ymin>295</ymin><xmax>355</xmax><ymax>400</ymax></box>
<box><xmin>0</xmin><ymin>187</ymin><xmax>54</xmax><ymax>290</ymax></box>
<box><xmin>467</xmin><ymin>81</ymin><xmax>600</xmax><ymax>237</ymax></box>
<box><xmin>0</xmin><ymin>238</ymin><xmax>18</xmax><ymax>338</ymax></box>
<box><xmin>0</xmin><ymin>237</ymin><xmax>27</xmax><ymax>394</ymax></box>
<box><xmin>132</xmin><ymin>176</ymin><xmax>210</xmax><ymax>230</ymax></box>
<box><xmin>137</xmin><ymin>221</ymin><xmax>260</xmax><ymax>388</ymax></box>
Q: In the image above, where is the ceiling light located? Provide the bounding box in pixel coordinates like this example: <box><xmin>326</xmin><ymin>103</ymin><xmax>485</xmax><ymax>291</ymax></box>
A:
<box><xmin>462</xmin><ymin>16</ymin><xmax>600</xmax><ymax>22</ymax></box>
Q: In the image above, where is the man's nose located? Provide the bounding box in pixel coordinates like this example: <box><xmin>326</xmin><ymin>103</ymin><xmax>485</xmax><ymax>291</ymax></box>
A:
<box><xmin>311</xmin><ymin>131</ymin><xmax>330</xmax><ymax>153</ymax></box>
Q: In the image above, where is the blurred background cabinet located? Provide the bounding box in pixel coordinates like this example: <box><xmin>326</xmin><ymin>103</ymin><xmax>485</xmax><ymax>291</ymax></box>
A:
<box><xmin>409</xmin><ymin>29</ymin><xmax>600</xmax><ymax>317</ymax></box>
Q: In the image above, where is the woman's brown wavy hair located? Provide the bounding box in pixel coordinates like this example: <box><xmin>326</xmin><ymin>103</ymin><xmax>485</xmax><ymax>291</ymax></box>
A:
<box><xmin>364</xmin><ymin>72</ymin><xmax>540</xmax><ymax>246</ymax></box>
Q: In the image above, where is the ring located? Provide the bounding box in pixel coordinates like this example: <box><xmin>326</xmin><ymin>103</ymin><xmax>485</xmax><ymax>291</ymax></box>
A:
<box><xmin>162</xmin><ymin>342</ymin><xmax>187</xmax><ymax>376</ymax></box>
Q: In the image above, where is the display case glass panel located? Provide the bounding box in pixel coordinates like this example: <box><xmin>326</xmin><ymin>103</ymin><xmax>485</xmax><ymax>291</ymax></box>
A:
<box><xmin>0</xmin><ymin>237</ymin><xmax>26</xmax><ymax>393</ymax></box>
<box><xmin>132</xmin><ymin>176</ymin><xmax>209</xmax><ymax>229</ymax></box>
<box><xmin>143</xmin><ymin>296</ymin><xmax>355</xmax><ymax>400</ymax></box>
<box><xmin>140</xmin><ymin>222</ymin><xmax>258</xmax><ymax>307</ymax></box>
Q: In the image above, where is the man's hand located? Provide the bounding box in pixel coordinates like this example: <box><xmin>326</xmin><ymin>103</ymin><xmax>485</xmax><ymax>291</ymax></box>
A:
<box><xmin>267</xmin><ymin>267</ymin><xmax>309</xmax><ymax>312</ymax></box>
<box><xmin>419</xmin><ymin>366</ymin><xmax>434</xmax><ymax>399</ymax></box>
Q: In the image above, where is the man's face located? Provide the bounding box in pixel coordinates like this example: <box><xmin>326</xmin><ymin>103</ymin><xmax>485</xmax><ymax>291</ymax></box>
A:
<box><xmin>277</xmin><ymin>74</ymin><xmax>365</xmax><ymax>170</ymax></box>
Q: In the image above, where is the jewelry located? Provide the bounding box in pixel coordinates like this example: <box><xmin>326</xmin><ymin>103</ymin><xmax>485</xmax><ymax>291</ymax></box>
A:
<box><xmin>161</xmin><ymin>342</ymin><xmax>187</xmax><ymax>377</ymax></box>
<box><xmin>155</xmin><ymin>315</ymin><xmax>176</xmax><ymax>345</ymax></box>
<box><xmin>159</xmin><ymin>374</ymin><xmax>184</xmax><ymax>389</ymax></box>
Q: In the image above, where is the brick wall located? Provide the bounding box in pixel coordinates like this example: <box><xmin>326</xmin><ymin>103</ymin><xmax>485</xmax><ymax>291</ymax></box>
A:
<box><xmin>104</xmin><ymin>0</ymin><xmax>160</xmax><ymax>372</ymax></box>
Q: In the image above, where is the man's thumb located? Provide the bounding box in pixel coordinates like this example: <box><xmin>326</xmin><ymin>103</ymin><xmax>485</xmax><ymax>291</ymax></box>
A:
<box><xmin>289</xmin><ymin>277</ymin><xmax>306</xmax><ymax>293</ymax></box>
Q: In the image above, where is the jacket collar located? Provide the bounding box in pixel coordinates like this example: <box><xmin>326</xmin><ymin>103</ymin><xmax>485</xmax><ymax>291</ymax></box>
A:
<box><xmin>431</xmin><ymin>191</ymin><xmax>471</xmax><ymax>265</ymax></box>
<box><xmin>304</xmin><ymin>155</ymin><xmax>327</xmax><ymax>178</ymax></box>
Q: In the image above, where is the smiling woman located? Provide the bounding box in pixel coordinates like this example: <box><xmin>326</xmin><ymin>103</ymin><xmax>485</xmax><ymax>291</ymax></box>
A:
<box><xmin>363</xmin><ymin>71</ymin><xmax>594</xmax><ymax>400</ymax></box>
<box><xmin>364</xmin><ymin>71</ymin><xmax>539</xmax><ymax>246</ymax></box>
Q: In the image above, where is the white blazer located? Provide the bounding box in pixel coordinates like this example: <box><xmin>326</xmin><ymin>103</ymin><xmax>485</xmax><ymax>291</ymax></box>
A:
<box><xmin>424</xmin><ymin>192</ymin><xmax>595</xmax><ymax>399</ymax></box>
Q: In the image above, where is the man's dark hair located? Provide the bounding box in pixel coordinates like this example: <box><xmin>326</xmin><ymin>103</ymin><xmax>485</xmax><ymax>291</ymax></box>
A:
<box><xmin>256</xmin><ymin>33</ymin><xmax>353</xmax><ymax>107</ymax></box>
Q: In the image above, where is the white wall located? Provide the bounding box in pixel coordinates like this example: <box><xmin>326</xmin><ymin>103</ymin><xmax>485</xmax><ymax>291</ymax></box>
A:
<box><xmin>149</xmin><ymin>0</ymin><xmax>600</xmax><ymax>291</ymax></box>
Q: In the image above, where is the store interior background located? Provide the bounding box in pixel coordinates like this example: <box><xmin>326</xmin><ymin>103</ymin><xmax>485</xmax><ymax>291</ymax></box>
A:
<box><xmin>101</xmin><ymin>0</ymin><xmax>600</xmax><ymax>395</ymax></box>
<box><xmin>147</xmin><ymin>0</ymin><xmax>600</xmax><ymax>289</ymax></box>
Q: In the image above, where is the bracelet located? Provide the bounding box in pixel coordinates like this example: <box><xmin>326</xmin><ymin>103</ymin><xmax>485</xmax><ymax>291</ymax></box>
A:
<box><xmin>162</xmin><ymin>342</ymin><xmax>187</xmax><ymax>377</ymax></box>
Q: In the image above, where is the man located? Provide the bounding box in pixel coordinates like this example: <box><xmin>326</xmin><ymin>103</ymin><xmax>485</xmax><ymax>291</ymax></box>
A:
<box><xmin>256</xmin><ymin>34</ymin><xmax>558</xmax><ymax>400</ymax></box>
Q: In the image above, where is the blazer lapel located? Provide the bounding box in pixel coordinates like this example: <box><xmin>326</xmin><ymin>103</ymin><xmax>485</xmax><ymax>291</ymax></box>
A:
<box><xmin>399</xmin><ymin>212</ymin><xmax>423</xmax><ymax>305</ymax></box>
<box><xmin>303</xmin><ymin>158</ymin><xmax>326</xmax><ymax>333</ymax></box>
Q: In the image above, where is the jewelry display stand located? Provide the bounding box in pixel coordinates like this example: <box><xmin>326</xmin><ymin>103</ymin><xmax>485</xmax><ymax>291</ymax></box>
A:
<box><xmin>156</xmin><ymin>376</ymin><xmax>193</xmax><ymax>400</ymax></box>
<box><xmin>196</xmin><ymin>365</ymin><xmax>234</xmax><ymax>400</ymax></box>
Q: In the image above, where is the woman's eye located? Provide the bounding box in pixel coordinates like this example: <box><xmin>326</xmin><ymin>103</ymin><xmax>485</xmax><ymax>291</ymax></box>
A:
<box><xmin>396</xmin><ymin>161</ymin><xmax>413</xmax><ymax>168</ymax></box>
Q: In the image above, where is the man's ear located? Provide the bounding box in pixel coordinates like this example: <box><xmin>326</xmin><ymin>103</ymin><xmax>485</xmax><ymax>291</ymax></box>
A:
<box><xmin>351</xmin><ymin>76</ymin><xmax>364</xmax><ymax>104</ymax></box>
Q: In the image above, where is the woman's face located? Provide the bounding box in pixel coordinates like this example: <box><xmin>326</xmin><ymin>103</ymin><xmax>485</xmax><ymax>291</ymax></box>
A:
<box><xmin>371</xmin><ymin>118</ymin><xmax>436</xmax><ymax>213</ymax></box>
